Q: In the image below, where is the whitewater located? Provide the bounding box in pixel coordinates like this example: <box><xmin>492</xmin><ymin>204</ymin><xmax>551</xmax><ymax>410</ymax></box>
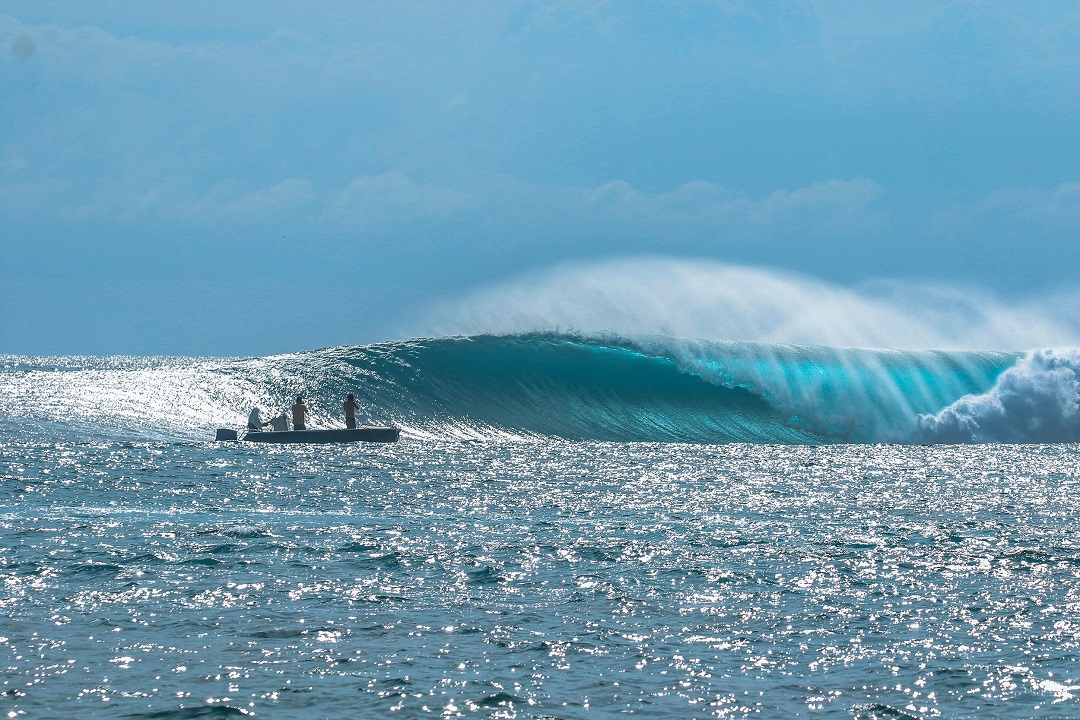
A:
<box><xmin>2</xmin><ymin>332</ymin><xmax>1078</xmax><ymax>444</ymax></box>
<box><xmin>3</xmin><ymin>332</ymin><xmax>1080</xmax><ymax>718</ymax></box>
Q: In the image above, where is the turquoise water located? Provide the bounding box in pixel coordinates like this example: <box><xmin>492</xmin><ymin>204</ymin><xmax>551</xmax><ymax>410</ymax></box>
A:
<box><xmin>0</xmin><ymin>333</ymin><xmax>1032</xmax><ymax>444</ymax></box>
<box><xmin>2</xmin><ymin>335</ymin><xmax>1080</xmax><ymax>718</ymax></box>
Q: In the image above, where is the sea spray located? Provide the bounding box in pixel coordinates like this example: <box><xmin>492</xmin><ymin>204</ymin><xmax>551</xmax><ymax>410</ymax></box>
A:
<box><xmin>1</xmin><ymin>334</ymin><xmax>1022</xmax><ymax>444</ymax></box>
<box><xmin>915</xmin><ymin>348</ymin><xmax>1080</xmax><ymax>443</ymax></box>
<box><xmin>424</xmin><ymin>257</ymin><xmax>1080</xmax><ymax>350</ymax></box>
<box><xmin>624</xmin><ymin>336</ymin><xmax>1014</xmax><ymax>442</ymax></box>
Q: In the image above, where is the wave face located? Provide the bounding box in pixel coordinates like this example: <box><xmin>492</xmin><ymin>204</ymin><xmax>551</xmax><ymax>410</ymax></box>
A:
<box><xmin>0</xmin><ymin>333</ymin><xmax>1031</xmax><ymax>444</ymax></box>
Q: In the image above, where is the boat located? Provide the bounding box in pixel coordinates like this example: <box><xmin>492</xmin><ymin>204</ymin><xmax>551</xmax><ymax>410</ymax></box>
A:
<box><xmin>215</xmin><ymin>427</ymin><xmax>401</xmax><ymax>443</ymax></box>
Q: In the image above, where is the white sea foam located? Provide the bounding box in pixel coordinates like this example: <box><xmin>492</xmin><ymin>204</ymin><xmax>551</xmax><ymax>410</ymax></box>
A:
<box><xmin>915</xmin><ymin>349</ymin><xmax>1080</xmax><ymax>443</ymax></box>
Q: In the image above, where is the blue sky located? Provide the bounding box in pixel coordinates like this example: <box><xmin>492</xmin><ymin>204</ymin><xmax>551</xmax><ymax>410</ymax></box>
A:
<box><xmin>2</xmin><ymin>1</ymin><xmax>1080</xmax><ymax>354</ymax></box>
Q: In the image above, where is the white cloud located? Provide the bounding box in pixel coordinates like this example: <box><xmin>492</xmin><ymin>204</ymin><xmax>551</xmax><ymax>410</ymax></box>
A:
<box><xmin>934</xmin><ymin>182</ymin><xmax>1080</xmax><ymax>234</ymax></box>
<box><xmin>226</xmin><ymin>178</ymin><xmax>316</xmax><ymax>217</ymax></box>
<box><xmin>580</xmin><ymin>177</ymin><xmax>885</xmax><ymax>242</ymax></box>
<box><xmin>325</xmin><ymin>171</ymin><xmax>470</xmax><ymax>226</ymax></box>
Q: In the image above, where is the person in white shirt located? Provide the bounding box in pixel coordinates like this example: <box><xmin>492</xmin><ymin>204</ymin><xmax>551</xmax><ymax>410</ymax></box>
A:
<box><xmin>247</xmin><ymin>407</ymin><xmax>271</xmax><ymax>431</ymax></box>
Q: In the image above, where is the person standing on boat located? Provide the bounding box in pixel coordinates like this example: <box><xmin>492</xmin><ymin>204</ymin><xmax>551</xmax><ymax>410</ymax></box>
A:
<box><xmin>291</xmin><ymin>396</ymin><xmax>308</xmax><ymax>430</ymax></box>
<box><xmin>343</xmin><ymin>393</ymin><xmax>361</xmax><ymax>429</ymax></box>
<box><xmin>247</xmin><ymin>407</ymin><xmax>271</xmax><ymax>431</ymax></box>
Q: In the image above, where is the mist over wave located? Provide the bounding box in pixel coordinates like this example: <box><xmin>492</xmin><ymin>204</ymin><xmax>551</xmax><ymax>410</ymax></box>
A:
<box><xmin>401</xmin><ymin>258</ymin><xmax>1080</xmax><ymax>443</ymax></box>
<box><xmin>424</xmin><ymin>257</ymin><xmax>1080</xmax><ymax>350</ymax></box>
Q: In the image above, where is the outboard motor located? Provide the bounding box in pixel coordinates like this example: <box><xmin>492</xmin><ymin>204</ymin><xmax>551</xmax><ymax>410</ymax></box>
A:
<box><xmin>215</xmin><ymin>428</ymin><xmax>238</xmax><ymax>441</ymax></box>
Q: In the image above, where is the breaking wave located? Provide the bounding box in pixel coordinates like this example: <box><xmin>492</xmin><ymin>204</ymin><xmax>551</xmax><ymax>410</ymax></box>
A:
<box><xmin>1</xmin><ymin>333</ymin><xmax>1075</xmax><ymax>444</ymax></box>
<box><xmin>914</xmin><ymin>349</ymin><xmax>1080</xmax><ymax>443</ymax></box>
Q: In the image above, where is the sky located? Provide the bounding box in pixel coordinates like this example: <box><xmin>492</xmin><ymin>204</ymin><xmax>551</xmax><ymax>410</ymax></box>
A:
<box><xmin>2</xmin><ymin>1</ymin><xmax>1080</xmax><ymax>355</ymax></box>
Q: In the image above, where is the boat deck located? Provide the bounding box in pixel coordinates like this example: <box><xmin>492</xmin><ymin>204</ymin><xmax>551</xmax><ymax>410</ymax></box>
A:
<box><xmin>242</xmin><ymin>427</ymin><xmax>400</xmax><ymax>444</ymax></box>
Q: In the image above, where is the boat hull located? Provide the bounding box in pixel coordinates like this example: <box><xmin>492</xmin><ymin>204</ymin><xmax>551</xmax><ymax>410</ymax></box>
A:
<box><xmin>242</xmin><ymin>427</ymin><xmax>400</xmax><ymax>444</ymax></box>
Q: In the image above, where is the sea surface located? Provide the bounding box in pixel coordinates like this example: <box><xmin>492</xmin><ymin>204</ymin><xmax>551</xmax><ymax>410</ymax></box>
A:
<box><xmin>2</xmin><ymin>333</ymin><xmax>1080</xmax><ymax>719</ymax></box>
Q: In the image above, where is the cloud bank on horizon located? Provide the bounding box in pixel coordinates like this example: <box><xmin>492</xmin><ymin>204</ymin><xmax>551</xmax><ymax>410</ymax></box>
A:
<box><xmin>1</xmin><ymin>2</ymin><xmax>1080</xmax><ymax>354</ymax></box>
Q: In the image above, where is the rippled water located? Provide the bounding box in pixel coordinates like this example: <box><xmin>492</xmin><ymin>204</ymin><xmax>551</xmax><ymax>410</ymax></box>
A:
<box><xmin>2</xmin><ymin>439</ymin><xmax>1080</xmax><ymax>718</ymax></box>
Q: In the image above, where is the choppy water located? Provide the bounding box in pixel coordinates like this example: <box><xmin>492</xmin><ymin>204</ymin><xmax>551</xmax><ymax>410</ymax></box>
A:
<box><xmin>3</xmin><ymin>336</ymin><xmax>1080</xmax><ymax>717</ymax></box>
<box><xmin>0</xmin><ymin>333</ymin><xmax>1041</xmax><ymax>445</ymax></box>
<box><xmin>3</xmin><ymin>438</ymin><xmax>1080</xmax><ymax>719</ymax></box>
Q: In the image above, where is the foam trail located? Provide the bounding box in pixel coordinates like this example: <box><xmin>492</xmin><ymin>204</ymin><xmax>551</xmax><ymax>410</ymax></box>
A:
<box><xmin>424</xmin><ymin>257</ymin><xmax>1080</xmax><ymax>350</ymax></box>
<box><xmin>915</xmin><ymin>349</ymin><xmax>1080</xmax><ymax>443</ymax></box>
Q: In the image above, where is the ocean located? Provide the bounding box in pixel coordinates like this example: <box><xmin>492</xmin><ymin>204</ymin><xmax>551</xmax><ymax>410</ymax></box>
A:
<box><xmin>1</xmin><ymin>333</ymin><xmax>1079</xmax><ymax>719</ymax></box>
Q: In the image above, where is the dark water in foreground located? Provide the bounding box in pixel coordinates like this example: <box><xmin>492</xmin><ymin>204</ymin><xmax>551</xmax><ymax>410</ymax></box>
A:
<box><xmin>2</xmin><ymin>439</ymin><xmax>1079</xmax><ymax>719</ymax></box>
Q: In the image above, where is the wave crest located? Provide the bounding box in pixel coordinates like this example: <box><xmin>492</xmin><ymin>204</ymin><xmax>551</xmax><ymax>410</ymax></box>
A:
<box><xmin>1</xmin><ymin>333</ymin><xmax>1022</xmax><ymax>444</ymax></box>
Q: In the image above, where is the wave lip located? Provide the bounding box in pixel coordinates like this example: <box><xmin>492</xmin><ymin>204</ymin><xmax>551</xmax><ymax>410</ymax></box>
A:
<box><xmin>0</xmin><ymin>333</ymin><xmax>1040</xmax><ymax>444</ymax></box>
<box><xmin>372</xmin><ymin>334</ymin><xmax>823</xmax><ymax>444</ymax></box>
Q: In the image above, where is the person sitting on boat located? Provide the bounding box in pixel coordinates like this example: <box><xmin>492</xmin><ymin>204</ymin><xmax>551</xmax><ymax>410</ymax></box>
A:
<box><xmin>343</xmin><ymin>393</ymin><xmax>361</xmax><ymax>429</ymax></box>
<box><xmin>270</xmin><ymin>412</ymin><xmax>290</xmax><ymax>432</ymax></box>
<box><xmin>247</xmin><ymin>407</ymin><xmax>271</xmax><ymax>431</ymax></box>
<box><xmin>291</xmin><ymin>396</ymin><xmax>308</xmax><ymax>431</ymax></box>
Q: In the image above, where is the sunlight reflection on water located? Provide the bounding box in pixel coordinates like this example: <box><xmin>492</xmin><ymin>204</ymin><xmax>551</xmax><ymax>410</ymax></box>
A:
<box><xmin>1</xmin><ymin>440</ymin><xmax>1079</xmax><ymax>718</ymax></box>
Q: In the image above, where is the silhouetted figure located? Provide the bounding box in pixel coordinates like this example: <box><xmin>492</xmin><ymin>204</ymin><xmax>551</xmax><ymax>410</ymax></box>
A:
<box><xmin>343</xmin><ymin>393</ymin><xmax>361</xmax><ymax>429</ymax></box>
<box><xmin>292</xmin><ymin>396</ymin><xmax>308</xmax><ymax>430</ymax></box>
<box><xmin>247</xmin><ymin>407</ymin><xmax>270</xmax><ymax>431</ymax></box>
